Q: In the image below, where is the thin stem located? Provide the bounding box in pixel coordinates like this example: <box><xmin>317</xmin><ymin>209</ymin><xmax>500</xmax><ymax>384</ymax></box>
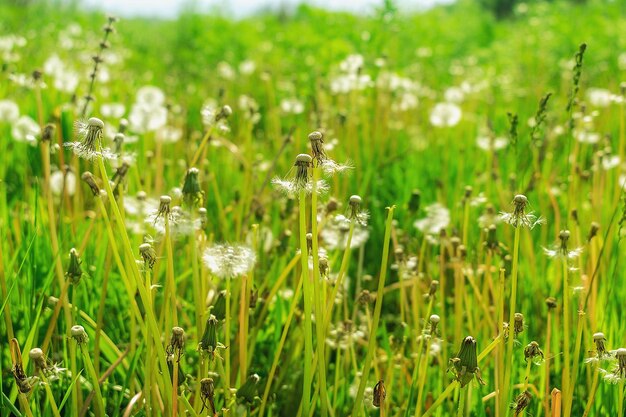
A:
<box><xmin>350</xmin><ymin>206</ymin><xmax>395</xmax><ymax>417</ymax></box>
<box><xmin>561</xmin><ymin>257</ymin><xmax>571</xmax><ymax>412</ymax></box>
<box><xmin>79</xmin><ymin>343</ymin><xmax>106</xmax><ymax>417</ymax></box>
<box><xmin>456</xmin><ymin>388</ymin><xmax>467</xmax><ymax>417</ymax></box>
<box><xmin>311</xmin><ymin>167</ymin><xmax>329</xmax><ymax>417</ymax></box>
<box><xmin>503</xmin><ymin>225</ymin><xmax>521</xmax><ymax>414</ymax></box>
<box><xmin>299</xmin><ymin>190</ymin><xmax>313</xmax><ymax>417</ymax></box>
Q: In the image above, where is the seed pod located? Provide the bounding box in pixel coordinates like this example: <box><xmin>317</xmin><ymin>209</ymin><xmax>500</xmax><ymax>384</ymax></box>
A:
<box><xmin>70</xmin><ymin>325</ymin><xmax>89</xmax><ymax>345</ymax></box>
<box><xmin>199</xmin><ymin>315</ymin><xmax>219</xmax><ymax>353</ymax></box>
<box><xmin>139</xmin><ymin>243</ymin><xmax>157</xmax><ymax>269</ymax></box>
<box><xmin>200</xmin><ymin>378</ymin><xmax>216</xmax><ymax>414</ymax></box>
<box><xmin>524</xmin><ymin>341</ymin><xmax>544</xmax><ymax>363</ymax></box>
<box><xmin>430</xmin><ymin>314</ymin><xmax>440</xmax><ymax>335</ymax></box>
<box><xmin>211</xmin><ymin>290</ymin><xmax>227</xmax><ymax>321</ymax></box>
<box><xmin>65</xmin><ymin>248</ymin><xmax>84</xmax><ymax>285</ymax></box>
<box><xmin>372</xmin><ymin>380</ymin><xmax>386</xmax><ymax>407</ymax></box>
<box><xmin>514</xmin><ymin>313</ymin><xmax>524</xmax><ymax>337</ymax></box>
<box><xmin>593</xmin><ymin>332</ymin><xmax>608</xmax><ymax>358</ymax></box>
<box><xmin>237</xmin><ymin>373</ymin><xmax>261</xmax><ymax>404</ymax></box>
<box><xmin>167</xmin><ymin>327</ymin><xmax>185</xmax><ymax>361</ymax></box>
<box><xmin>81</xmin><ymin>171</ymin><xmax>101</xmax><ymax>196</ymax></box>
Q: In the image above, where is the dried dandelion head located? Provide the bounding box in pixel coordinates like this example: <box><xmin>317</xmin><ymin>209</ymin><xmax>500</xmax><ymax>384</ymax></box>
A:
<box><xmin>139</xmin><ymin>242</ymin><xmax>157</xmax><ymax>269</ymax></box>
<box><xmin>524</xmin><ymin>341</ymin><xmax>544</xmax><ymax>364</ymax></box>
<box><xmin>65</xmin><ymin>117</ymin><xmax>116</xmax><ymax>160</ymax></box>
<box><xmin>166</xmin><ymin>326</ymin><xmax>185</xmax><ymax>362</ymax></box>
<box><xmin>500</xmin><ymin>194</ymin><xmax>544</xmax><ymax>229</ymax></box>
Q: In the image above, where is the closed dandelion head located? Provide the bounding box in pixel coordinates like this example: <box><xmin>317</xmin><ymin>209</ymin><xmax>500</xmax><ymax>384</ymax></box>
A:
<box><xmin>427</xmin><ymin>280</ymin><xmax>439</xmax><ymax>298</ymax></box>
<box><xmin>210</xmin><ymin>290</ymin><xmax>227</xmax><ymax>321</ymax></box>
<box><xmin>308</xmin><ymin>130</ymin><xmax>352</xmax><ymax>175</ymax></box>
<box><xmin>514</xmin><ymin>313</ymin><xmax>525</xmax><ymax>338</ymax></box>
<box><xmin>65</xmin><ymin>248</ymin><xmax>84</xmax><ymax>285</ymax></box>
<box><xmin>348</xmin><ymin>194</ymin><xmax>369</xmax><ymax>226</ymax></box>
<box><xmin>545</xmin><ymin>296</ymin><xmax>558</xmax><ymax>310</ymax></box>
<box><xmin>182</xmin><ymin>167</ymin><xmax>204</xmax><ymax>208</ymax></box>
<box><xmin>199</xmin><ymin>315</ymin><xmax>225</xmax><ymax>360</ymax></box>
<box><xmin>594</xmin><ymin>332</ymin><xmax>609</xmax><ymax>358</ymax></box>
<box><xmin>372</xmin><ymin>380</ymin><xmax>386</xmax><ymax>408</ymax></box>
<box><xmin>166</xmin><ymin>326</ymin><xmax>185</xmax><ymax>362</ymax></box>
<box><xmin>139</xmin><ymin>242</ymin><xmax>157</xmax><ymax>269</ymax></box>
<box><xmin>237</xmin><ymin>373</ymin><xmax>261</xmax><ymax>405</ymax></box>
<box><xmin>65</xmin><ymin>117</ymin><xmax>116</xmax><ymax>160</ymax></box>
<box><xmin>81</xmin><ymin>171</ymin><xmax>101</xmax><ymax>196</ymax></box>
<box><xmin>510</xmin><ymin>390</ymin><xmax>532</xmax><ymax>415</ymax></box>
<box><xmin>429</xmin><ymin>314</ymin><xmax>440</xmax><ymax>335</ymax></box>
<box><xmin>202</xmin><ymin>243</ymin><xmax>256</xmax><ymax>279</ymax></box>
<box><xmin>70</xmin><ymin>325</ymin><xmax>88</xmax><ymax>345</ymax></box>
<box><xmin>500</xmin><ymin>194</ymin><xmax>544</xmax><ymax>229</ymax></box>
<box><xmin>29</xmin><ymin>348</ymin><xmax>49</xmax><ymax>373</ymax></box>
<box><xmin>449</xmin><ymin>336</ymin><xmax>484</xmax><ymax>388</ymax></box>
<box><xmin>524</xmin><ymin>341</ymin><xmax>544</xmax><ymax>364</ymax></box>
<box><xmin>200</xmin><ymin>378</ymin><xmax>216</xmax><ymax>414</ymax></box>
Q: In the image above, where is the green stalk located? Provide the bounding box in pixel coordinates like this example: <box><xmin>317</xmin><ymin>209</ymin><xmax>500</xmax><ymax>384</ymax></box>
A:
<box><xmin>561</xmin><ymin>258</ymin><xmax>571</xmax><ymax>413</ymax></box>
<box><xmin>503</xmin><ymin>225</ymin><xmax>521</xmax><ymax>415</ymax></box>
<box><xmin>456</xmin><ymin>388</ymin><xmax>466</xmax><ymax>417</ymax></box>
<box><xmin>225</xmin><ymin>276</ymin><xmax>232</xmax><ymax>394</ymax></box>
<box><xmin>96</xmin><ymin>155</ymin><xmax>173</xmax><ymax>412</ymax></box>
<box><xmin>422</xmin><ymin>335</ymin><xmax>501</xmax><ymax>417</ymax></box>
<box><xmin>311</xmin><ymin>167</ymin><xmax>329</xmax><ymax>417</ymax></box>
<box><xmin>299</xmin><ymin>189</ymin><xmax>313</xmax><ymax>417</ymax></box>
<box><xmin>582</xmin><ymin>366</ymin><xmax>600</xmax><ymax>417</ymax></box>
<box><xmin>39</xmin><ymin>372</ymin><xmax>62</xmax><ymax>417</ymax></box>
<box><xmin>350</xmin><ymin>206</ymin><xmax>395</xmax><ymax>417</ymax></box>
<box><xmin>78</xmin><ymin>343</ymin><xmax>106</xmax><ymax>417</ymax></box>
<box><xmin>566</xmin><ymin>310</ymin><xmax>584</xmax><ymax>416</ymax></box>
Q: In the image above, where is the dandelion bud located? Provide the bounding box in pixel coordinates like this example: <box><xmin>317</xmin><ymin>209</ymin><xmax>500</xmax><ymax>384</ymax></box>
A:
<box><xmin>372</xmin><ymin>380</ymin><xmax>386</xmax><ymax>408</ymax></box>
<box><xmin>463</xmin><ymin>185</ymin><xmax>473</xmax><ymax>199</ymax></box>
<box><xmin>70</xmin><ymin>325</ymin><xmax>88</xmax><ymax>345</ymax></box>
<box><xmin>408</xmin><ymin>189</ymin><xmax>421</xmax><ymax>213</ymax></box>
<box><xmin>29</xmin><ymin>348</ymin><xmax>48</xmax><ymax>372</ymax></box>
<box><xmin>486</xmin><ymin>224</ymin><xmax>498</xmax><ymax>250</ymax></box>
<box><xmin>166</xmin><ymin>326</ymin><xmax>185</xmax><ymax>361</ymax></box>
<box><xmin>200</xmin><ymin>378</ymin><xmax>216</xmax><ymax>414</ymax></box>
<box><xmin>81</xmin><ymin>171</ymin><xmax>101</xmax><ymax>196</ymax></box>
<box><xmin>199</xmin><ymin>315</ymin><xmax>219</xmax><ymax>353</ymax></box>
<box><xmin>593</xmin><ymin>332</ymin><xmax>608</xmax><ymax>358</ymax></box>
<box><xmin>182</xmin><ymin>167</ymin><xmax>203</xmax><ymax>208</ymax></box>
<box><xmin>559</xmin><ymin>229</ymin><xmax>570</xmax><ymax>246</ymax></box>
<box><xmin>65</xmin><ymin>248</ymin><xmax>83</xmax><ymax>285</ymax></box>
<box><xmin>326</xmin><ymin>198</ymin><xmax>339</xmax><ymax>213</ymax></box>
<box><xmin>358</xmin><ymin>290</ymin><xmax>372</xmax><ymax>305</ymax></box>
<box><xmin>545</xmin><ymin>296</ymin><xmax>557</xmax><ymax>309</ymax></box>
<box><xmin>429</xmin><ymin>314</ymin><xmax>440</xmax><ymax>335</ymax></box>
<box><xmin>514</xmin><ymin>313</ymin><xmax>524</xmax><ymax>337</ymax></box>
<box><xmin>458</xmin><ymin>245</ymin><xmax>467</xmax><ymax>260</ymax></box>
<box><xmin>451</xmin><ymin>336</ymin><xmax>484</xmax><ymax>387</ymax></box>
<box><xmin>428</xmin><ymin>280</ymin><xmax>439</xmax><ymax>297</ymax></box>
<box><xmin>211</xmin><ymin>290</ymin><xmax>227</xmax><ymax>320</ymax></box>
<box><xmin>308</xmin><ymin>130</ymin><xmax>326</xmax><ymax>162</ymax></box>
<box><xmin>199</xmin><ymin>207</ymin><xmax>208</xmax><ymax>229</ymax></box>
<box><xmin>41</xmin><ymin>123</ymin><xmax>55</xmax><ymax>142</ymax></box>
<box><xmin>588</xmin><ymin>222</ymin><xmax>600</xmax><ymax>242</ymax></box>
<box><xmin>511</xmin><ymin>391</ymin><xmax>532</xmax><ymax>415</ymax></box>
<box><xmin>139</xmin><ymin>243</ymin><xmax>157</xmax><ymax>269</ymax></box>
<box><xmin>524</xmin><ymin>341</ymin><xmax>544</xmax><ymax>363</ymax></box>
<box><xmin>319</xmin><ymin>256</ymin><xmax>329</xmax><ymax>278</ymax></box>
<box><xmin>236</xmin><ymin>373</ymin><xmax>260</xmax><ymax>404</ymax></box>
<box><xmin>113</xmin><ymin>133</ymin><xmax>124</xmax><ymax>153</ymax></box>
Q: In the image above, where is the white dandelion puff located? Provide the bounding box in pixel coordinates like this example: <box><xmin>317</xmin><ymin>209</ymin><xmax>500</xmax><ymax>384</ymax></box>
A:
<box><xmin>202</xmin><ymin>243</ymin><xmax>256</xmax><ymax>279</ymax></box>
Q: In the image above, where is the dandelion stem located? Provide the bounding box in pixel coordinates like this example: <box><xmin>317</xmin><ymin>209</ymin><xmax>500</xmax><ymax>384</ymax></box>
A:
<box><xmin>311</xmin><ymin>166</ymin><xmax>329</xmax><ymax>417</ymax></box>
<box><xmin>456</xmin><ymin>387</ymin><xmax>467</xmax><ymax>417</ymax></box>
<box><xmin>299</xmin><ymin>189</ymin><xmax>314</xmax><ymax>417</ymax></box>
<box><xmin>225</xmin><ymin>277</ymin><xmax>232</xmax><ymax>393</ymax></box>
<box><xmin>503</xmin><ymin>224</ymin><xmax>521</xmax><ymax>414</ymax></box>
<box><xmin>422</xmin><ymin>334</ymin><xmax>501</xmax><ymax>417</ymax></box>
<box><xmin>561</xmin><ymin>257</ymin><xmax>571</xmax><ymax>412</ymax></box>
<box><xmin>351</xmin><ymin>206</ymin><xmax>395</xmax><ymax>417</ymax></box>
<box><xmin>78</xmin><ymin>342</ymin><xmax>106</xmax><ymax>417</ymax></box>
<box><xmin>582</xmin><ymin>366</ymin><xmax>600</xmax><ymax>417</ymax></box>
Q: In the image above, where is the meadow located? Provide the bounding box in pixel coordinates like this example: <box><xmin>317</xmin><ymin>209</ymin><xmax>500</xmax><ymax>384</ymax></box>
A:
<box><xmin>1</xmin><ymin>0</ymin><xmax>626</xmax><ymax>416</ymax></box>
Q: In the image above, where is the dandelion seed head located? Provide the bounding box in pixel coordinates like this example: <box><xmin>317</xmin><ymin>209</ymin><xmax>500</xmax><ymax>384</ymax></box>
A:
<box><xmin>202</xmin><ymin>243</ymin><xmax>256</xmax><ymax>279</ymax></box>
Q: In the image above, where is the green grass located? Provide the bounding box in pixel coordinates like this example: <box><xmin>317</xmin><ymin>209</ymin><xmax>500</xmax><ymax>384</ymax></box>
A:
<box><xmin>1</xmin><ymin>0</ymin><xmax>626</xmax><ymax>416</ymax></box>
